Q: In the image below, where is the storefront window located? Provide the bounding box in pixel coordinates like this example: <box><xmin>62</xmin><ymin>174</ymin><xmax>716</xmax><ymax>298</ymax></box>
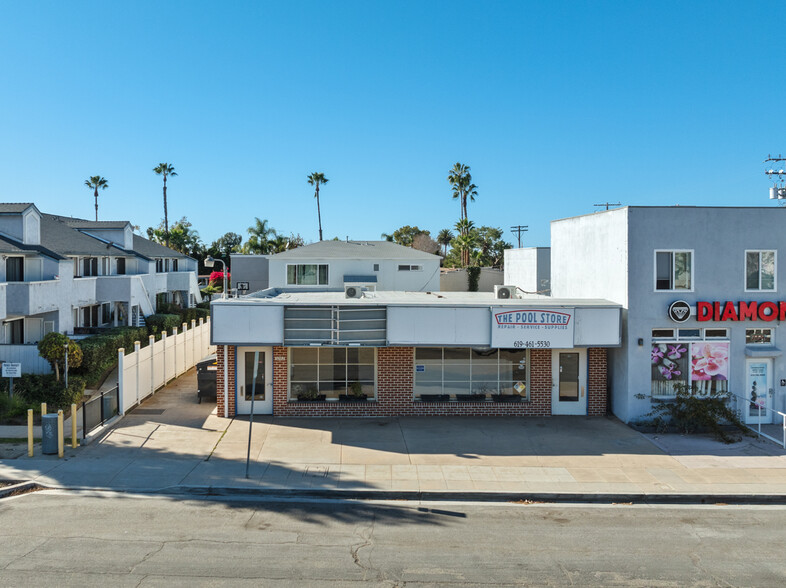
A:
<box><xmin>414</xmin><ymin>348</ymin><xmax>528</xmax><ymax>400</ymax></box>
<box><xmin>289</xmin><ymin>347</ymin><xmax>375</xmax><ymax>400</ymax></box>
<box><xmin>651</xmin><ymin>341</ymin><xmax>729</xmax><ymax>398</ymax></box>
<box><xmin>746</xmin><ymin>329</ymin><xmax>773</xmax><ymax>345</ymax></box>
<box><xmin>745</xmin><ymin>251</ymin><xmax>776</xmax><ymax>291</ymax></box>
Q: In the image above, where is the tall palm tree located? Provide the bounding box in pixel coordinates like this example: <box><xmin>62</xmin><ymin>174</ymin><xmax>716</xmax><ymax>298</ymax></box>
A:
<box><xmin>84</xmin><ymin>176</ymin><xmax>108</xmax><ymax>221</ymax></box>
<box><xmin>447</xmin><ymin>163</ymin><xmax>478</xmax><ymax>221</ymax></box>
<box><xmin>436</xmin><ymin>228</ymin><xmax>454</xmax><ymax>256</ymax></box>
<box><xmin>153</xmin><ymin>163</ymin><xmax>177</xmax><ymax>247</ymax></box>
<box><xmin>454</xmin><ymin>219</ymin><xmax>476</xmax><ymax>267</ymax></box>
<box><xmin>245</xmin><ymin>217</ymin><xmax>276</xmax><ymax>254</ymax></box>
<box><xmin>307</xmin><ymin>172</ymin><xmax>329</xmax><ymax>241</ymax></box>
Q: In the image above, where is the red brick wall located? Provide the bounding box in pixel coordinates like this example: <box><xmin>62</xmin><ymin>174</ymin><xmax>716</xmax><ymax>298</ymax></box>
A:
<box><xmin>217</xmin><ymin>345</ymin><xmax>609</xmax><ymax>418</ymax></box>
<box><xmin>588</xmin><ymin>347</ymin><xmax>608</xmax><ymax>416</ymax></box>
<box><xmin>216</xmin><ymin>345</ymin><xmax>236</xmax><ymax>417</ymax></box>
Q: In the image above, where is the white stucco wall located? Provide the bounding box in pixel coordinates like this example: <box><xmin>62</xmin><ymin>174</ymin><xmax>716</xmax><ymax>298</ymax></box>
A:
<box><xmin>439</xmin><ymin>268</ymin><xmax>505</xmax><ymax>292</ymax></box>
<box><xmin>504</xmin><ymin>248</ymin><xmax>551</xmax><ymax>294</ymax></box>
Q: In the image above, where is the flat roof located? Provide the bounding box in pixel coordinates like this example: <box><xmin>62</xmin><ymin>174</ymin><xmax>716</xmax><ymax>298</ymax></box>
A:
<box><xmin>267</xmin><ymin>240</ymin><xmax>440</xmax><ymax>260</ymax></box>
<box><xmin>215</xmin><ymin>289</ymin><xmax>619</xmax><ymax>308</ymax></box>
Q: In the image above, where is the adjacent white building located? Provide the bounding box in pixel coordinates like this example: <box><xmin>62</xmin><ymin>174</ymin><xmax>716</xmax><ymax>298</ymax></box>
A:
<box><xmin>0</xmin><ymin>203</ymin><xmax>202</xmax><ymax>371</ymax></box>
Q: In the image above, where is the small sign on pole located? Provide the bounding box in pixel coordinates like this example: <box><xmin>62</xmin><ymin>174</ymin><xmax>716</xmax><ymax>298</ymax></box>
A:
<box><xmin>2</xmin><ymin>362</ymin><xmax>22</xmax><ymax>398</ymax></box>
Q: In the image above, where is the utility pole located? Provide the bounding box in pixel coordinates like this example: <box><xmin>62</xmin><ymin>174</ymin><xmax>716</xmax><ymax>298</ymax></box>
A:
<box><xmin>593</xmin><ymin>202</ymin><xmax>621</xmax><ymax>211</ymax></box>
<box><xmin>510</xmin><ymin>225</ymin><xmax>528</xmax><ymax>248</ymax></box>
<box><xmin>765</xmin><ymin>154</ymin><xmax>786</xmax><ymax>203</ymax></box>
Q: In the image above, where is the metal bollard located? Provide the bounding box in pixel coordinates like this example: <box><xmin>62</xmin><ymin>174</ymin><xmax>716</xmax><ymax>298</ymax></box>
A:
<box><xmin>57</xmin><ymin>410</ymin><xmax>64</xmax><ymax>458</ymax></box>
<box><xmin>41</xmin><ymin>402</ymin><xmax>47</xmax><ymax>416</ymax></box>
<box><xmin>27</xmin><ymin>409</ymin><xmax>33</xmax><ymax>457</ymax></box>
<box><xmin>71</xmin><ymin>403</ymin><xmax>78</xmax><ymax>448</ymax></box>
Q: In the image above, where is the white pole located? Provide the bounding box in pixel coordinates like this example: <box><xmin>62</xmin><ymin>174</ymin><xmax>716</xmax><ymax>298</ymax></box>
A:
<box><xmin>224</xmin><ymin>345</ymin><xmax>229</xmax><ymax>418</ymax></box>
<box><xmin>117</xmin><ymin>347</ymin><xmax>125</xmax><ymax>414</ymax></box>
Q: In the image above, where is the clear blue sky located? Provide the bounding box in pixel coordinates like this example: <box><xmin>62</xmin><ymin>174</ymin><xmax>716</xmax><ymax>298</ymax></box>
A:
<box><xmin>2</xmin><ymin>0</ymin><xmax>785</xmax><ymax>248</ymax></box>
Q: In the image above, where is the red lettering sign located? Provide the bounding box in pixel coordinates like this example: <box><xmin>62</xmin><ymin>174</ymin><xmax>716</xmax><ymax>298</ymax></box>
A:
<box><xmin>691</xmin><ymin>300</ymin><xmax>785</xmax><ymax>322</ymax></box>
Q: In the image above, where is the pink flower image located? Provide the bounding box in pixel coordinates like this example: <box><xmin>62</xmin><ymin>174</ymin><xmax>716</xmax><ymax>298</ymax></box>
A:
<box><xmin>651</xmin><ymin>345</ymin><xmax>665</xmax><ymax>364</ymax></box>
<box><xmin>666</xmin><ymin>344</ymin><xmax>687</xmax><ymax>360</ymax></box>
<box><xmin>691</xmin><ymin>342</ymin><xmax>729</xmax><ymax>381</ymax></box>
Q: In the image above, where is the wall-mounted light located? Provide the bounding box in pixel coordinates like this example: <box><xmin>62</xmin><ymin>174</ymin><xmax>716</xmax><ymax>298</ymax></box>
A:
<box><xmin>638</xmin><ymin>338</ymin><xmax>644</xmax><ymax>346</ymax></box>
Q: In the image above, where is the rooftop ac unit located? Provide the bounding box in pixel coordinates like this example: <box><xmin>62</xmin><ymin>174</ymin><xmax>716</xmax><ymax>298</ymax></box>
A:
<box><xmin>345</xmin><ymin>285</ymin><xmax>363</xmax><ymax>299</ymax></box>
<box><xmin>494</xmin><ymin>285</ymin><xmax>518</xmax><ymax>300</ymax></box>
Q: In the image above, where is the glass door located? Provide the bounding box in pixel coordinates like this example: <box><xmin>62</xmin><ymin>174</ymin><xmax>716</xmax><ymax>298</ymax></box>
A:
<box><xmin>745</xmin><ymin>358</ymin><xmax>772</xmax><ymax>425</ymax></box>
<box><xmin>236</xmin><ymin>347</ymin><xmax>273</xmax><ymax>414</ymax></box>
<box><xmin>551</xmin><ymin>349</ymin><xmax>587</xmax><ymax>415</ymax></box>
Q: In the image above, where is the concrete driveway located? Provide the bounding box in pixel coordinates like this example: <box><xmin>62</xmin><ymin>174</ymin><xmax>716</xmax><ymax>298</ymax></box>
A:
<box><xmin>2</xmin><ymin>368</ymin><xmax>786</xmax><ymax>498</ymax></box>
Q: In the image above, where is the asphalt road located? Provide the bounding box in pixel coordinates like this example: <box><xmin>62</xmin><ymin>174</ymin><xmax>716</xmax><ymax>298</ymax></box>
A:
<box><xmin>0</xmin><ymin>492</ymin><xmax>784</xmax><ymax>587</ymax></box>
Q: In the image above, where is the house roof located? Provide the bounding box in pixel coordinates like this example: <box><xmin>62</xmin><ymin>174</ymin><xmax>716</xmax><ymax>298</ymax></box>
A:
<box><xmin>0</xmin><ymin>233</ymin><xmax>67</xmax><ymax>260</ymax></box>
<box><xmin>270</xmin><ymin>240</ymin><xmax>440</xmax><ymax>261</ymax></box>
<box><xmin>0</xmin><ymin>203</ymin><xmax>37</xmax><ymax>214</ymax></box>
<box><xmin>55</xmin><ymin>217</ymin><xmax>131</xmax><ymax>230</ymax></box>
<box><xmin>39</xmin><ymin>215</ymin><xmax>129</xmax><ymax>256</ymax></box>
<box><xmin>132</xmin><ymin>235</ymin><xmax>192</xmax><ymax>260</ymax></box>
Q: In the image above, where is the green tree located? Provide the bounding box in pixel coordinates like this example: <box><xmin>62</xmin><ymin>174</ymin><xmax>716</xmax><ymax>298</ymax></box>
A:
<box><xmin>387</xmin><ymin>225</ymin><xmax>429</xmax><ymax>247</ymax></box>
<box><xmin>447</xmin><ymin>162</ymin><xmax>478</xmax><ymax>221</ymax></box>
<box><xmin>147</xmin><ymin>217</ymin><xmax>204</xmax><ymax>257</ymax></box>
<box><xmin>207</xmin><ymin>232</ymin><xmax>243</xmax><ymax>267</ymax></box>
<box><xmin>437</xmin><ymin>228</ymin><xmax>454</xmax><ymax>256</ymax></box>
<box><xmin>153</xmin><ymin>163</ymin><xmax>177</xmax><ymax>247</ymax></box>
<box><xmin>244</xmin><ymin>218</ymin><xmax>276</xmax><ymax>254</ymax></box>
<box><xmin>307</xmin><ymin>172</ymin><xmax>329</xmax><ymax>241</ymax></box>
<box><xmin>84</xmin><ymin>175</ymin><xmax>109</xmax><ymax>221</ymax></box>
<box><xmin>38</xmin><ymin>332</ymin><xmax>83</xmax><ymax>382</ymax></box>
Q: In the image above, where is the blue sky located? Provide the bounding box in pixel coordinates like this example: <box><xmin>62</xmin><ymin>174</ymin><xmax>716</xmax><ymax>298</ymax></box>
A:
<box><xmin>2</xmin><ymin>1</ymin><xmax>785</xmax><ymax>247</ymax></box>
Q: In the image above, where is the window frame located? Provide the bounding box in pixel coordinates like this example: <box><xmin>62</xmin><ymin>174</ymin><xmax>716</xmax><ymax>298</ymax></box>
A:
<box><xmin>398</xmin><ymin>264</ymin><xmax>423</xmax><ymax>272</ymax></box>
<box><xmin>744</xmin><ymin>250</ymin><xmax>777</xmax><ymax>292</ymax></box>
<box><xmin>653</xmin><ymin>249</ymin><xmax>694</xmax><ymax>292</ymax></box>
<box><xmin>286</xmin><ymin>264</ymin><xmax>329</xmax><ymax>286</ymax></box>
<box><xmin>287</xmin><ymin>346</ymin><xmax>377</xmax><ymax>401</ymax></box>
<box><xmin>746</xmin><ymin>328</ymin><xmax>774</xmax><ymax>345</ymax></box>
<box><xmin>412</xmin><ymin>347</ymin><xmax>530</xmax><ymax>401</ymax></box>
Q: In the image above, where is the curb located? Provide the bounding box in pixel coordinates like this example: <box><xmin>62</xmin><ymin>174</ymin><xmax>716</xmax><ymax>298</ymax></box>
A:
<box><xmin>0</xmin><ymin>481</ymin><xmax>41</xmax><ymax>499</ymax></box>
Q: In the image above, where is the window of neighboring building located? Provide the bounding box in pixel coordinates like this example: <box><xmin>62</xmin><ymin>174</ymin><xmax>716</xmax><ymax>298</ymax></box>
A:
<box><xmin>82</xmin><ymin>257</ymin><xmax>99</xmax><ymax>277</ymax></box>
<box><xmin>289</xmin><ymin>347</ymin><xmax>375</xmax><ymax>401</ymax></box>
<box><xmin>101</xmin><ymin>302</ymin><xmax>112</xmax><ymax>325</ymax></box>
<box><xmin>172</xmin><ymin>259</ymin><xmax>179</xmax><ymax>271</ymax></box>
<box><xmin>5</xmin><ymin>319</ymin><xmax>24</xmax><ymax>344</ymax></box>
<box><xmin>286</xmin><ymin>264</ymin><xmax>329</xmax><ymax>286</ymax></box>
<box><xmin>101</xmin><ymin>257</ymin><xmax>109</xmax><ymax>275</ymax></box>
<box><xmin>373</xmin><ymin>264</ymin><xmax>379</xmax><ymax>272</ymax></box>
<box><xmin>117</xmin><ymin>257</ymin><xmax>126</xmax><ymax>275</ymax></box>
<box><xmin>398</xmin><ymin>264</ymin><xmax>423</xmax><ymax>272</ymax></box>
<box><xmin>5</xmin><ymin>257</ymin><xmax>24</xmax><ymax>282</ymax></box>
<box><xmin>746</xmin><ymin>328</ymin><xmax>773</xmax><ymax>345</ymax></box>
<box><xmin>413</xmin><ymin>347</ymin><xmax>528</xmax><ymax>400</ymax></box>
<box><xmin>165</xmin><ymin>259</ymin><xmax>170</xmax><ymax>272</ymax></box>
<box><xmin>745</xmin><ymin>250</ymin><xmax>776</xmax><ymax>291</ymax></box>
<box><xmin>155</xmin><ymin>259</ymin><xmax>163</xmax><ymax>273</ymax></box>
<box><xmin>655</xmin><ymin>250</ymin><xmax>692</xmax><ymax>291</ymax></box>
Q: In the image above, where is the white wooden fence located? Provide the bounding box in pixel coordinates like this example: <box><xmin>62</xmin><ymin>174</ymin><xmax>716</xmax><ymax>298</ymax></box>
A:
<box><xmin>118</xmin><ymin>317</ymin><xmax>215</xmax><ymax>414</ymax></box>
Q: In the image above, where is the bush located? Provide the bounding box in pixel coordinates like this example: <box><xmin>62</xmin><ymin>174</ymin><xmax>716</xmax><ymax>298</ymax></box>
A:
<box><xmin>73</xmin><ymin>327</ymin><xmax>148</xmax><ymax>387</ymax></box>
<box><xmin>0</xmin><ymin>374</ymin><xmax>85</xmax><ymax>410</ymax></box>
<box><xmin>636</xmin><ymin>383</ymin><xmax>749</xmax><ymax>443</ymax></box>
<box><xmin>145</xmin><ymin>314</ymin><xmax>183</xmax><ymax>336</ymax></box>
<box><xmin>466</xmin><ymin>266</ymin><xmax>481</xmax><ymax>292</ymax></box>
<box><xmin>37</xmin><ymin>332</ymin><xmax>83</xmax><ymax>381</ymax></box>
<box><xmin>0</xmin><ymin>390</ymin><xmax>34</xmax><ymax>421</ymax></box>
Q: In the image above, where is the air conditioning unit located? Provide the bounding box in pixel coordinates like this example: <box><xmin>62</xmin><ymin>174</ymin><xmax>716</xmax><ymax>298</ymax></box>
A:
<box><xmin>345</xmin><ymin>285</ymin><xmax>363</xmax><ymax>299</ymax></box>
<box><xmin>494</xmin><ymin>285</ymin><xmax>518</xmax><ymax>300</ymax></box>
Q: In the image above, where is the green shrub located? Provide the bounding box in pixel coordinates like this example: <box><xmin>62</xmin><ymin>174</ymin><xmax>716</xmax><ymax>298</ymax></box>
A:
<box><xmin>1</xmin><ymin>374</ymin><xmax>85</xmax><ymax>410</ymax></box>
<box><xmin>466</xmin><ymin>266</ymin><xmax>481</xmax><ymax>292</ymax></box>
<box><xmin>0</xmin><ymin>389</ymin><xmax>35</xmax><ymax>420</ymax></box>
<box><xmin>636</xmin><ymin>383</ymin><xmax>749</xmax><ymax>443</ymax></box>
<box><xmin>38</xmin><ymin>332</ymin><xmax>83</xmax><ymax>381</ymax></box>
<box><xmin>73</xmin><ymin>327</ymin><xmax>148</xmax><ymax>387</ymax></box>
<box><xmin>145</xmin><ymin>314</ymin><xmax>182</xmax><ymax>336</ymax></box>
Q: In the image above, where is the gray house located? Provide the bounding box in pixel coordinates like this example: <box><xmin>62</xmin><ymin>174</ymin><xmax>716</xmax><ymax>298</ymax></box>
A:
<box><xmin>550</xmin><ymin>206</ymin><xmax>786</xmax><ymax>425</ymax></box>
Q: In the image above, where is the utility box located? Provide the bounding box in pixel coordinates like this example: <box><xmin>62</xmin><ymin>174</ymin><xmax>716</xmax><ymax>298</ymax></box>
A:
<box><xmin>41</xmin><ymin>413</ymin><xmax>59</xmax><ymax>455</ymax></box>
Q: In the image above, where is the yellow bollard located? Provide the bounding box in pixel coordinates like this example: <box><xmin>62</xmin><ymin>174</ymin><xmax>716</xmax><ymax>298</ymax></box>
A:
<box><xmin>57</xmin><ymin>410</ymin><xmax>64</xmax><ymax>458</ymax></box>
<box><xmin>71</xmin><ymin>403</ymin><xmax>78</xmax><ymax>448</ymax></box>
<box><xmin>27</xmin><ymin>409</ymin><xmax>33</xmax><ymax>457</ymax></box>
<box><xmin>41</xmin><ymin>402</ymin><xmax>47</xmax><ymax>416</ymax></box>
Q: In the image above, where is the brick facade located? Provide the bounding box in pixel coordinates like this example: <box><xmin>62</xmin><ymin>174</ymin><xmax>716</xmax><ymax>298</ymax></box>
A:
<box><xmin>219</xmin><ymin>345</ymin><xmax>609</xmax><ymax>418</ymax></box>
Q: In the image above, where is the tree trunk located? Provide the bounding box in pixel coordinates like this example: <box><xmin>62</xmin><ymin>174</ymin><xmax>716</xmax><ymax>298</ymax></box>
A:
<box><xmin>316</xmin><ymin>184</ymin><xmax>323</xmax><ymax>241</ymax></box>
<box><xmin>163</xmin><ymin>176</ymin><xmax>169</xmax><ymax>248</ymax></box>
<box><xmin>94</xmin><ymin>187</ymin><xmax>99</xmax><ymax>221</ymax></box>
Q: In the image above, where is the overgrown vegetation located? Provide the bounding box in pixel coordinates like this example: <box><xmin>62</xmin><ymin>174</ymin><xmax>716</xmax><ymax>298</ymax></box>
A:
<box><xmin>73</xmin><ymin>326</ymin><xmax>149</xmax><ymax>387</ymax></box>
<box><xmin>635</xmin><ymin>383</ymin><xmax>749</xmax><ymax>443</ymax></box>
<box><xmin>0</xmin><ymin>374</ymin><xmax>85</xmax><ymax>414</ymax></box>
<box><xmin>466</xmin><ymin>266</ymin><xmax>481</xmax><ymax>292</ymax></box>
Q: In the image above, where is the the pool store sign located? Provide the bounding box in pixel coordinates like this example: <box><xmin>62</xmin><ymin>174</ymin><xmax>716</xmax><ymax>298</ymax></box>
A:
<box><xmin>490</xmin><ymin>307</ymin><xmax>575</xmax><ymax>349</ymax></box>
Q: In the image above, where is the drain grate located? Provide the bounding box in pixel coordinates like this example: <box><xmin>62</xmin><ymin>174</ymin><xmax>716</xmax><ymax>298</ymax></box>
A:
<box><xmin>131</xmin><ymin>408</ymin><xmax>166</xmax><ymax>415</ymax></box>
<box><xmin>303</xmin><ymin>466</ymin><xmax>329</xmax><ymax>478</ymax></box>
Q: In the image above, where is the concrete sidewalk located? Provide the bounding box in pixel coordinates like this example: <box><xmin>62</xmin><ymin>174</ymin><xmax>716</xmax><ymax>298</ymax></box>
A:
<box><xmin>2</xmin><ymin>369</ymin><xmax>786</xmax><ymax>501</ymax></box>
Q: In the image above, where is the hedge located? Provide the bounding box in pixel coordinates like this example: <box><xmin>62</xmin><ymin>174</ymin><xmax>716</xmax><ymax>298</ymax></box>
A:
<box><xmin>73</xmin><ymin>326</ymin><xmax>148</xmax><ymax>387</ymax></box>
<box><xmin>0</xmin><ymin>374</ymin><xmax>85</xmax><ymax>409</ymax></box>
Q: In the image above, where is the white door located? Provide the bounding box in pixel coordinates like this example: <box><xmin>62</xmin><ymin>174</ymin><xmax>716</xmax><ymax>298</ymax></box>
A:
<box><xmin>744</xmin><ymin>358</ymin><xmax>773</xmax><ymax>425</ymax></box>
<box><xmin>551</xmin><ymin>349</ymin><xmax>587</xmax><ymax>415</ymax></box>
<box><xmin>237</xmin><ymin>347</ymin><xmax>273</xmax><ymax>415</ymax></box>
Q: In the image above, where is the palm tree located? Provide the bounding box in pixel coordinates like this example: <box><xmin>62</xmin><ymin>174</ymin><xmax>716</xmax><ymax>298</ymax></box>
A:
<box><xmin>437</xmin><ymin>228</ymin><xmax>454</xmax><ymax>256</ymax></box>
<box><xmin>153</xmin><ymin>163</ymin><xmax>177</xmax><ymax>247</ymax></box>
<box><xmin>84</xmin><ymin>176</ymin><xmax>108</xmax><ymax>221</ymax></box>
<box><xmin>245</xmin><ymin>217</ymin><xmax>276</xmax><ymax>254</ymax></box>
<box><xmin>454</xmin><ymin>219</ymin><xmax>476</xmax><ymax>267</ymax></box>
<box><xmin>307</xmin><ymin>172</ymin><xmax>329</xmax><ymax>241</ymax></box>
<box><xmin>447</xmin><ymin>163</ymin><xmax>478</xmax><ymax>221</ymax></box>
